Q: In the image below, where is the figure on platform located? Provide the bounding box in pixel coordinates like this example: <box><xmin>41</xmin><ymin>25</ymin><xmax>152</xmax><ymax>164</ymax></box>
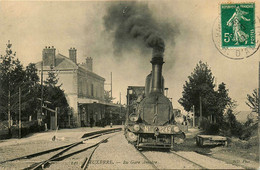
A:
<box><xmin>90</xmin><ymin>117</ymin><xmax>94</xmax><ymax>128</ymax></box>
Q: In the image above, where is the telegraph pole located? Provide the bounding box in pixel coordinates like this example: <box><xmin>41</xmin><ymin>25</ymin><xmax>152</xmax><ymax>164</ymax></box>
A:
<box><xmin>258</xmin><ymin>62</ymin><xmax>260</xmax><ymax>116</ymax></box>
<box><xmin>19</xmin><ymin>87</ymin><xmax>21</xmax><ymax>139</ymax></box>
<box><xmin>193</xmin><ymin>105</ymin><xmax>195</xmax><ymax>127</ymax></box>
<box><xmin>120</xmin><ymin>92</ymin><xmax>122</xmax><ymax>124</ymax></box>
<box><xmin>199</xmin><ymin>95</ymin><xmax>202</xmax><ymax>127</ymax></box>
<box><xmin>110</xmin><ymin>72</ymin><xmax>112</xmax><ymax>99</ymax></box>
<box><xmin>8</xmin><ymin>90</ymin><xmax>11</xmax><ymax>130</ymax></box>
<box><xmin>40</xmin><ymin>61</ymin><xmax>43</xmax><ymax>119</ymax></box>
<box><xmin>126</xmin><ymin>88</ymin><xmax>130</xmax><ymax>124</ymax></box>
<box><xmin>119</xmin><ymin>92</ymin><xmax>121</xmax><ymax>104</ymax></box>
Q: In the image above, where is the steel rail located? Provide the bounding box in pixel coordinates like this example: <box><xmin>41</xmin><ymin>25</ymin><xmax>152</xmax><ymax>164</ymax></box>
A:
<box><xmin>135</xmin><ymin>149</ymin><xmax>159</xmax><ymax>170</ymax></box>
<box><xmin>0</xmin><ymin>128</ymin><xmax>121</xmax><ymax>165</ymax></box>
<box><xmin>81</xmin><ymin>138</ymin><xmax>108</xmax><ymax>170</ymax></box>
<box><xmin>23</xmin><ymin>133</ymin><xmax>103</xmax><ymax>170</ymax></box>
<box><xmin>28</xmin><ymin>143</ymin><xmax>98</xmax><ymax>170</ymax></box>
<box><xmin>25</xmin><ymin>132</ymin><xmax>120</xmax><ymax>170</ymax></box>
<box><xmin>81</xmin><ymin>132</ymin><xmax>120</xmax><ymax>170</ymax></box>
<box><xmin>0</xmin><ymin>143</ymin><xmax>74</xmax><ymax>164</ymax></box>
<box><xmin>0</xmin><ymin>133</ymin><xmax>101</xmax><ymax>165</ymax></box>
<box><xmin>170</xmin><ymin>151</ymin><xmax>207</xmax><ymax>169</ymax></box>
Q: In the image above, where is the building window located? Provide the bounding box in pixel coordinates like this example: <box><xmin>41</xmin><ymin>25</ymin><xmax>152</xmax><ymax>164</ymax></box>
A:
<box><xmin>96</xmin><ymin>85</ymin><xmax>99</xmax><ymax>98</ymax></box>
<box><xmin>85</xmin><ymin>81</ymin><xmax>88</xmax><ymax>96</ymax></box>
<box><xmin>91</xmin><ymin>83</ymin><xmax>94</xmax><ymax>97</ymax></box>
<box><xmin>88</xmin><ymin>82</ymin><xmax>91</xmax><ymax>96</ymax></box>
<box><xmin>100</xmin><ymin>86</ymin><xmax>103</xmax><ymax>99</ymax></box>
<box><xmin>79</xmin><ymin>80</ymin><xmax>83</xmax><ymax>97</ymax></box>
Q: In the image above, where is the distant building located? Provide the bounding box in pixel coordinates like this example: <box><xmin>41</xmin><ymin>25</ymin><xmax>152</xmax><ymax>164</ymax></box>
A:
<box><xmin>36</xmin><ymin>46</ymin><xmax>116</xmax><ymax>127</ymax></box>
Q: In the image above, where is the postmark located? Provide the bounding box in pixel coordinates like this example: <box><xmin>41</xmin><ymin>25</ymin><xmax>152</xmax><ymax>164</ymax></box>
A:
<box><xmin>212</xmin><ymin>2</ymin><xmax>260</xmax><ymax>59</ymax></box>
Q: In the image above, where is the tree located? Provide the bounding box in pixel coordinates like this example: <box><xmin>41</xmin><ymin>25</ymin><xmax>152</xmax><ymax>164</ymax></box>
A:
<box><xmin>0</xmin><ymin>41</ymin><xmax>26</xmax><ymax>122</ymax></box>
<box><xmin>104</xmin><ymin>90</ymin><xmax>115</xmax><ymax>103</ymax></box>
<box><xmin>178</xmin><ymin>61</ymin><xmax>216</xmax><ymax>118</ymax></box>
<box><xmin>25</xmin><ymin>63</ymin><xmax>39</xmax><ymax>87</ymax></box>
<box><xmin>0</xmin><ymin>41</ymin><xmax>44</xmax><ymax>122</ymax></box>
<box><xmin>178</xmin><ymin>61</ymin><xmax>232</xmax><ymax>124</ymax></box>
<box><xmin>43</xmin><ymin>64</ymin><xmax>67</xmax><ymax>109</ymax></box>
<box><xmin>21</xmin><ymin>64</ymin><xmax>41</xmax><ymax>120</ymax></box>
<box><xmin>42</xmin><ymin>65</ymin><xmax>69</xmax><ymax>126</ymax></box>
<box><xmin>214</xmin><ymin>83</ymin><xmax>232</xmax><ymax>123</ymax></box>
<box><xmin>246</xmin><ymin>89</ymin><xmax>259</xmax><ymax>112</ymax></box>
<box><xmin>44</xmin><ymin>65</ymin><xmax>59</xmax><ymax>87</ymax></box>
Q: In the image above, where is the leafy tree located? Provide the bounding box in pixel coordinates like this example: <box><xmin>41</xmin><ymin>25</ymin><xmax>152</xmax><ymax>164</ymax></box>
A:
<box><xmin>44</xmin><ymin>65</ymin><xmax>59</xmax><ymax>87</ymax></box>
<box><xmin>104</xmin><ymin>90</ymin><xmax>115</xmax><ymax>103</ymax></box>
<box><xmin>42</xmin><ymin>66</ymin><xmax>68</xmax><ymax>126</ymax></box>
<box><xmin>43</xmin><ymin>64</ymin><xmax>67</xmax><ymax>110</ymax></box>
<box><xmin>178</xmin><ymin>61</ymin><xmax>216</xmax><ymax>118</ymax></box>
<box><xmin>22</xmin><ymin>64</ymin><xmax>41</xmax><ymax>120</ymax></box>
<box><xmin>0</xmin><ymin>41</ymin><xmax>69</xmax><ymax>130</ymax></box>
<box><xmin>25</xmin><ymin>63</ymin><xmax>39</xmax><ymax>87</ymax></box>
<box><xmin>246</xmin><ymin>89</ymin><xmax>259</xmax><ymax>112</ymax></box>
<box><xmin>214</xmin><ymin>83</ymin><xmax>232</xmax><ymax>123</ymax></box>
<box><xmin>0</xmin><ymin>41</ymin><xmax>26</xmax><ymax>121</ymax></box>
<box><xmin>0</xmin><ymin>41</ymin><xmax>43</xmax><ymax>122</ymax></box>
<box><xmin>178</xmin><ymin>61</ymin><xmax>232</xmax><ymax>124</ymax></box>
<box><xmin>222</xmin><ymin>109</ymin><xmax>243</xmax><ymax>137</ymax></box>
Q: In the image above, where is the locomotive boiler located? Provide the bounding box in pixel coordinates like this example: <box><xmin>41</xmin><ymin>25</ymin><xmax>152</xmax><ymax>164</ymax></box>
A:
<box><xmin>125</xmin><ymin>49</ymin><xmax>185</xmax><ymax>150</ymax></box>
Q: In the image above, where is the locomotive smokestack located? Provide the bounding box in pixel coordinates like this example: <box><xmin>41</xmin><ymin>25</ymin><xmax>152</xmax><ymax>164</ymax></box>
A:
<box><xmin>150</xmin><ymin>49</ymin><xmax>164</xmax><ymax>93</ymax></box>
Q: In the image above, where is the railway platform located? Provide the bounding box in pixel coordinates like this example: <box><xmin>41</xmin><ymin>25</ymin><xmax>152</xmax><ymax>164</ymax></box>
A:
<box><xmin>0</xmin><ymin>125</ymin><xmax>123</xmax><ymax>148</ymax></box>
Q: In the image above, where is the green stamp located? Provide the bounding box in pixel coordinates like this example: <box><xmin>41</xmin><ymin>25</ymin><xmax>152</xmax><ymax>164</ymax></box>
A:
<box><xmin>221</xmin><ymin>3</ymin><xmax>255</xmax><ymax>48</ymax></box>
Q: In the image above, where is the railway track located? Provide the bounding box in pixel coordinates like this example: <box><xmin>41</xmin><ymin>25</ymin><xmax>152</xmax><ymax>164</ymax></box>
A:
<box><xmin>170</xmin><ymin>151</ymin><xmax>206</xmax><ymax>169</ymax></box>
<box><xmin>170</xmin><ymin>150</ymin><xmax>243</xmax><ymax>169</ymax></box>
<box><xmin>135</xmin><ymin>148</ymin><xmax>159</xmax><ymax>169</ymax></box>
<box><xmin>81</xmin><ymin>138</ymin><xmax>107</xmax><ymax>170</ymax></box>
<box><xmin>28</xmin><ymin>135</ymin><xmax>115</xmax><ymax>170</ymax></box>
<box><xmin>0</xmin><ymin>128</ymin><xmax>121</xmax><ymax>170</ymax></box>
<box><xmin>135</xmin><ymin>148</ymin><xmax>206</xmax><ymax>169</ymax></box>
<box><xmin>137</xmin><ymin>148</ymin><xmax>241</xmax><ymax>169</ymax></box>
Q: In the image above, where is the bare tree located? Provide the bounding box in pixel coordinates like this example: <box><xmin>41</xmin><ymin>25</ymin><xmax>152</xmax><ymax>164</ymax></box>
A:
<box><xmin>246</xmin><ymin>89</ymin><xmax>259</xmax><ymax>112</ymax></box>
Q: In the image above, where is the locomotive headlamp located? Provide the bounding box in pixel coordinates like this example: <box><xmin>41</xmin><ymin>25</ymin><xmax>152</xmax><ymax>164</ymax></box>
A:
<box><xmin>133</xmin><ymin>124</ymin><xmax>140</xmax><ymax>132</ymax></box>
<box><xmin>175</xmin><ymin>116</ymin><xmax>184</xmax><ymax>124</ymax></box>
<box><xmin>172</xmin><ymin>126</ymin><xmax>180</xmax><ymax>133</ymax></box>
<box><xmin>126</xmin><ymin>131</ymin><xmax>137</xmax><ymax>142</ymax></box>
<box><xmin>129</xmin><ymin>113</ymin><xmax>139</xmax><ymax>122</ymax></box>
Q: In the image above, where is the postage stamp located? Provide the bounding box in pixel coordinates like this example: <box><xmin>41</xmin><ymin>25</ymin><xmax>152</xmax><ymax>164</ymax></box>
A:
<box><xmin>221</xmin><ymin>3</ymin><xmax>255</xmax><ymax>48</ymax></box>
<box><xmin>212</xmin><ymin>2</ymin><xmax>260</xmax><ymax>59</ymax></box>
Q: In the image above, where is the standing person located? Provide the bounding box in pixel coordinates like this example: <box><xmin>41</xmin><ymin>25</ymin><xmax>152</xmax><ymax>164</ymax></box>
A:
<box><xmin>90</xmin><ymin>117</ymin><xmax>94</xmax><ymax>128</ymax></box>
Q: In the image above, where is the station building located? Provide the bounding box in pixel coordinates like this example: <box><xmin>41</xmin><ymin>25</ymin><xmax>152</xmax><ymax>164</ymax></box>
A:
<box><xmin>36</xmin><ymin>46</ymin><xmax>118</xmax><ymax>127</ymax></box>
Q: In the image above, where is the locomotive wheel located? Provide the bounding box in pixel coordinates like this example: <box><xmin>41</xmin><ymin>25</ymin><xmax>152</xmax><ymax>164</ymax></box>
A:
<box><xmin>196</xmin><ymin>137</ymin><xmax>199</xmax><ymax>146</ymax></box>
<box><xmin>224</xmin><ymin>140</ymin><xmax>228</xmax><ymax>147</ymax></box>
<box><xmin>170</xmin><ymin>135</ymin><xmax>174</xmax><ymax>151</ymax></box>
<box><xmin>199</xmin><ymin>138</ymin><xmax>204</xmax><ymax>146</ymax></box>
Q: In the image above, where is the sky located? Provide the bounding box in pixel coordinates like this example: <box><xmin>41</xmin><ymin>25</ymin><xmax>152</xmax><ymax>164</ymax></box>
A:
<box><xmin>0</xmin><ymin>0</ymin><xmax>259</xmax><ymax>112</ymax></box>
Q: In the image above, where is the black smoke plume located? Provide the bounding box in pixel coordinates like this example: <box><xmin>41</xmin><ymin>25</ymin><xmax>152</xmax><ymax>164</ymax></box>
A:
<box><xmin>103</xmin><ymin>2</ymin><xmax>178</xmax><ymax>57</ymax></box>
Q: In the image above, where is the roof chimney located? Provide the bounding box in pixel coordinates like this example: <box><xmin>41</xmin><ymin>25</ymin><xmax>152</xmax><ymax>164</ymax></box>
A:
<box><xmin>42</xmin><ymin>46</ymin><xmax>56</xmax><ymax>66</ymax></box>
<box><xmin>85</xmin><ymin>57</ymin><xmax>93</xmax><ymax>71</ymax></box>
<box><xmin>69</xmin><ymin>47</ymin><xmax>77</xmax><ymax>63</ymax></box>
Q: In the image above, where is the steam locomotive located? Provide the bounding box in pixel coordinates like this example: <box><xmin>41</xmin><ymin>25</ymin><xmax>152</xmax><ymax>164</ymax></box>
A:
<box><xmin>124</xmin><ymin>49</ymin><xmax>185</xmax><ymax>149</ymax></box>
